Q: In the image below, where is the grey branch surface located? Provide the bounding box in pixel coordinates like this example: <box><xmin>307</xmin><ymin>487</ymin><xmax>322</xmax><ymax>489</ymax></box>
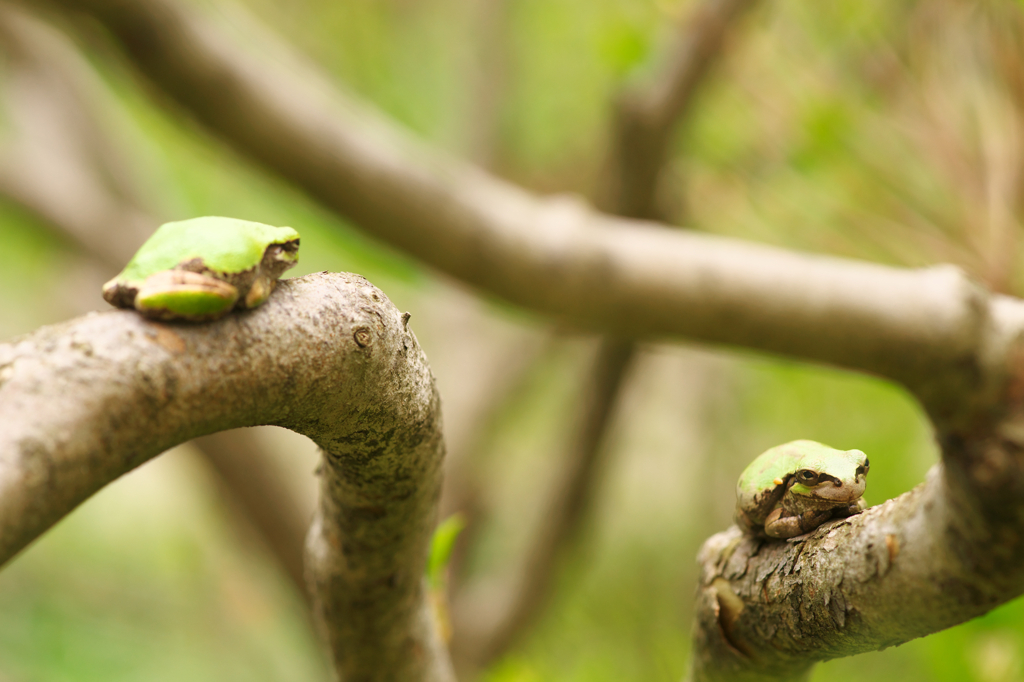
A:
<box><xmin>0</xmin><ymin>273</ymin><xmax>454</xmax><ymax>682</ymax></box>
<box><xmin>688</xmin><ymin>296</ymin><xmax>1024</xmax><ymax>680</ymax></box>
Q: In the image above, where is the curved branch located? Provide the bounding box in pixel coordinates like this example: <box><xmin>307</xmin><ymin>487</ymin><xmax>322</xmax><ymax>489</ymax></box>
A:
<box><xmin>691</xmin><ymin>458</ymin><xmax>1019</xmax><ymax>681</ymax></box>
<box><xmin>0</xmin><ymin>273</ymin><xmax>454</xmax><ymax>682</ymax></box>
<box><xmin>689</xmin><ymin>295</ymin><xmax>1024</xmax><ymax>680</ymax></box>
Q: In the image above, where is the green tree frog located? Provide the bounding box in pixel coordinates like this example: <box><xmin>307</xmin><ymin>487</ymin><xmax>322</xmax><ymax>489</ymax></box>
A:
<box><xmin>735</xmin><ymin>440</ymin><xmax>869</xmax><ymax>539</ymax></box>
<box><xmin>102</xmin><ymin>216</ymin><xmax>300</xmax><ymax>321</ymax></box>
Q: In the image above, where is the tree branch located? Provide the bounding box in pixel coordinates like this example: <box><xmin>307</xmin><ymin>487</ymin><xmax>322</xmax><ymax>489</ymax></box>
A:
<box><xmin>0</xmin><ymin>1</ymin><xmax>319</xmax><ymax>603</ymax></box>
<box><xmin>463</xmin><ymin>0</ymin><xmax>511</xmax><ymax>167</ymax></box>
<box><xmin>195</xmin><ymin>429</ymin><xmax>313</xmax><ymax>595</ymax></box>
<box><xmin>690</xmin><ymin>453</ymin><xmax>1022</xmax><ymax>681</ymax></box>
<box><xmin>0</xmin><ymin>273</ymin><xmax>454</xmax><ymax>682</ymax></box>
<box><xmin>451</xmin><ymin>338</ymin><xmax>634</xmax><ymax>670</ymax></box>
<box><xmin>689</xmin><ymin>295</ymin><xmax>1024</xmax><ymax>679</ymax></box>
<box><xmin>33</xmin><ymin>0</ymin><xmax>990</xmax><ymax>409</ymax></box>
<box><xmin>27</xmin><ymin>1</ymin><xmax>1024</xmax><ymax>677</ymax></box>
<box><xmin>0</xmin><ymin>1</ymin><xmax>153</xmax><ymax>262</ymax></box>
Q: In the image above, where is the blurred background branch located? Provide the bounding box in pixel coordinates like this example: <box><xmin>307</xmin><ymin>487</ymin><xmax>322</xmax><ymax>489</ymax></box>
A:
<box><xmin>602</xmin><ymin>0</ymin><xmax>755</xmax><ymax>221</ymax></box>
<box><xmin>445</xmin><ymin>1</ymin><xmax>754</xmax><ymax>674</ymax></box>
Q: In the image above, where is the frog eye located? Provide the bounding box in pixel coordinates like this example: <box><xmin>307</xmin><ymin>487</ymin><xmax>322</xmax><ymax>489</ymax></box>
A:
<box><xmin>796</xmin><ymin>469</ymin><xmax>819</xmax><ymax>485</ymax></box>
<box><xmin>857</xmin><ymin>459</ymin><xmax>870</xmax><ymax>476</ymax></box>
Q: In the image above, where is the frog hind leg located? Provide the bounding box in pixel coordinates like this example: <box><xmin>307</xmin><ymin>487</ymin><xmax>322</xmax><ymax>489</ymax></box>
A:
<box><xmin>734</xmin><ymin>508</ymin><xmax>763</xmax><ymax>537</ymax></box>
<box><xmin>764</xmin><ymin>507</ymin><xmax>835</xmax><ymax>539</ymax></box>
<box><xmin>101</xmin><ymin>278</ymin><xmax>137</xmax><ymax>309</ymax></box>
<box><xmin>135</xmin><ymin>270</ymin><xmax>239</xmax><ymax>321</ymax></box>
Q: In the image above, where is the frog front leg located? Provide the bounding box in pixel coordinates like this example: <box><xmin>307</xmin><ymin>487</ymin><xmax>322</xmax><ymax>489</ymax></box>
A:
<box><xmin>832</xmin><ymin>498</ymin><xmax>867</xmax><ymax>518</ymax></box>
<box><xmin>764</xmin><ymin>507</ymin><xmax>835</xmax><ymax>539</ymax></box>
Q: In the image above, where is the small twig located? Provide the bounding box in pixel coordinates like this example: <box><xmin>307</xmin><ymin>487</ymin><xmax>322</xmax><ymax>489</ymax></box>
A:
<box><xmin>0</xmin><ymin>2</ymin><xmax>153</xmax><ymax>261</ymax></box>
<box><xmin>451</xmin><ymin>338</ymin><xmax>634</xmax><ymax>670</ymax></box>
<box><xmin>438</xmin><ymin>328</ymin><xmax>551</xmax><ymax>590</ymax></box>
<box><xmin>463</xmin><ymin>0</ymin><xmax>512</xmax><ymax>167</ymax></box>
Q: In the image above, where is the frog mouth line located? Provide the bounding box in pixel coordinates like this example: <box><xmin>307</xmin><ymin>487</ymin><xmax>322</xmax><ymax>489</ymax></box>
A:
<box><xmin>804</xmin><ymin>475</ymin><xmax>867</xmax><ymax>502</ymax></box>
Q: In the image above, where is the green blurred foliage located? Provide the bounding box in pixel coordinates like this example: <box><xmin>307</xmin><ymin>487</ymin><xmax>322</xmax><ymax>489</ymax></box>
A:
<box><xmin>0</xmin><ymin>449</ymin><xmax>327</xmax><ymax>682</ymax></box>
<box><xmin>2</xmin><ymin>0</ymin><xmax>1024</xmax><ymax>680</ymax></box>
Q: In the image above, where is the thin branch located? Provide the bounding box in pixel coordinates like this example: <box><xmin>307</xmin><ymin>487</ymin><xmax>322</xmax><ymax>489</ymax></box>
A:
<box><xmin>0</xmin><ymin>2</ymin><xmax>316</xmax><ymax>602</ymax></box>
<box><xmin>463</xmin><ymin>0</ymin><xmax>512</xmax><ymax>167</ymax></box>
<box><xmin>451</xmin><ymin>338</ymin><xmax>634</xmax><ymax>670</ymax></box>
<box><xmin>0</xmin><ymin>273</ymin><xmax>454</xmax><ymax>682</ymax></box>
<box><xmin>603</xmin><ymin>0</ymin><xmax>757</xmax><ymax>220</ymax></box>
<box><xmin>437</xmin><ymin>327</ymin><xmax>550</xmax><ymax>584</ymax></box>
<box><xmin>0</xmin><ymin>2</ymin><xmax>153</xmax><ymax>261</ymax></box>
<box><xmin>453</xmin><ymin>0</ymin><xmax>757</xmax><ymax>667</ymax></box>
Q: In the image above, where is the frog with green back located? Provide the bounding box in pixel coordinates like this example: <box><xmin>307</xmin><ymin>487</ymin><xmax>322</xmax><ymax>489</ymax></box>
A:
<box><xmin>102</xmin><ymin>216</ymin><xmax>300</xmax><ymax>322</ymax></box>
<box><xmin>735</xmin><ymin>440</ymin><xmax>869</xmax><ymax>539</ymax></box>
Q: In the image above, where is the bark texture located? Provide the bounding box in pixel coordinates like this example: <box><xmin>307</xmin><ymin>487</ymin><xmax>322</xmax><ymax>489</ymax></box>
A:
<box><xmin>689</xmin><ymin>293</ymin><xmax>1024</xmax><ymax>680</ymax></box>
<box><xmin>0</xmin><ymin>273</ymin><xmax>454</xmax><ymax>682</ymax></box>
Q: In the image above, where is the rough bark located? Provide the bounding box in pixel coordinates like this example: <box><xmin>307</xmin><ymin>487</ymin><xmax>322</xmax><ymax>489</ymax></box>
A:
<box><xmin>0</xmin><ymin>273</ymin><xmax>454</xmax><ymax>682</ymax></box>
<box><xmin>31</xmin><ymin>0</ymin><xmax>989</xmax><ymax>408</ymax></box>
<box><xmin>689</xmin><ymin>292</ymin><xmax>1024</xmax><ymax>680</ymax></box>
